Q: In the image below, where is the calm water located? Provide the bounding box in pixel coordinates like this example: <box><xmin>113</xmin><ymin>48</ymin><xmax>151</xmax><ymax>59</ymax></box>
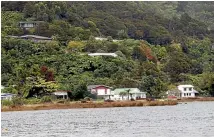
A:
<box><xmin>1</xmin><ymin>102</ymin><xmax>214</xmax><ymax>137</ymax></box>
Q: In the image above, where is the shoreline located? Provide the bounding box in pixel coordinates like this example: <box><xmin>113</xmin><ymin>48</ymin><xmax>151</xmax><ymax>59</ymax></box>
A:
<box><xmin>1</xmin><ymin>100</ymin><xmax>177</xmax><ymax>112</ymax></box>
<box><xmin>178</xmin><ymin>97</ymin><xmax>214</xmax><ymax>102</ymax></box>
<box><xmin>2</xmin><ymin>97</ymin><xmax>214</xmax><ymax>112</ymax></box>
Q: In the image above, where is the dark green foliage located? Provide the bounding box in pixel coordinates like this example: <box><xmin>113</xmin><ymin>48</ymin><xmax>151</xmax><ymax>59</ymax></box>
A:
<box><xmin>1</xmin><ymin>1</ymin><xmax>214</xmax><ymax>98</ymax></box>
<box><xmin>40</xmin><ymin>96</ymin><xmax>52</xmax><ymax>103</ymax></box>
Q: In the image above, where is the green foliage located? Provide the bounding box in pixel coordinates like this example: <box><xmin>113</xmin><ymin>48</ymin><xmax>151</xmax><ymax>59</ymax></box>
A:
<box><xmin>40</xmin><ymin>96</ymin><xmax>52</xmax><ymax>103</ymax></box>
<box><xmin>12</xmin><ymin>97</ymin><xmax>24</xmax><ymax>106</ymax></box>
<box><xmin>1</xmin><ymin>1</ymin><xmax>214</xmax><ymax>98</ymax></box>
<box><xmin>1</xmin><ymin>100</ymin><xmax>13</xmax><ymax>106</ymax></box>
<box><xmin>67</xmin><ymin>41</ymin><xmax>85</xmax><ymax>52</ymax></box>
<box><xmin>23</xmin><ymin>98</ymin><xmax>41</xmax><ymax>104</ymax></box>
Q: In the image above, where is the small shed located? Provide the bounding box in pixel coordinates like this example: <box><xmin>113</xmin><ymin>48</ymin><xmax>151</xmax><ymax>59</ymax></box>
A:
<box><xmin>53</xmin><ymin>91</ymin><xmax>71</xmax><ymax>99</ymax></box>
<box><xmin>1</xmin><ymin>93</ymin><xmax>16</xmax><ymax>100</ymax></box>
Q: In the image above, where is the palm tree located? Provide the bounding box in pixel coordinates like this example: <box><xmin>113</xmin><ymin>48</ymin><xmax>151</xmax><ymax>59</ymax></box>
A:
<box><xmin>126</xmin><ymin>89</ymin><xmax>131</xmax><ymax>100</ymax></box>
<box><xmin>119</xmin><ymin>92</ymin><xmax>127</xmax><ymax>100</ymax></box>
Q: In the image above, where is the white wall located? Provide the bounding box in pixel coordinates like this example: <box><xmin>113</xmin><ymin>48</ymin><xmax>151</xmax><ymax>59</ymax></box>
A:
<box><xmin>97</xmin><ymin>89</ymin><xmax>111</xmax><ymax>95</ymax></box>
<box><xmin>178</xmin><ymin>86</ymin><xmax>195</xmax><ymax>98</ymax></box>
<box><xmin>112</xmin><ymin>93</ymin><xmax>146</xmax><ymax>100</ymax></box>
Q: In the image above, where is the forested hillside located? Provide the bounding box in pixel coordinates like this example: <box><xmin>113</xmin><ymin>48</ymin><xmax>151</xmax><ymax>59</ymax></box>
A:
<box><xmin>1</xmin><ymin>1</ymin><xmax>214</xmax><ymax>99</ymax></box>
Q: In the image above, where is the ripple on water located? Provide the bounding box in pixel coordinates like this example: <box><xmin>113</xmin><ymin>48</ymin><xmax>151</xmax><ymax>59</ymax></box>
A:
<box><xmin>1</xmin><ymin>102</ymin><xmax>214</xmax><ymax>137</ymax></box>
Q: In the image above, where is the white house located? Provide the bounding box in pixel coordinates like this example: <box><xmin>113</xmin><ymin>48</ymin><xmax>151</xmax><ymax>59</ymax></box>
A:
<box><xmin>87</xmin><ymin>85</ymin><xmax>113</xmax><ymax>100</ymax></box>
<box><xmin>88</xmin><ymin>53</ymin><xmax>118</xmax><ymax>57</ymax></box>
<box><xmin>112</xmin><ymin>88</ymin><xmax>146</xmax><ymax>100</ymax></box>
<box><xmin>177</xmin><ymin>85</ymin><xmax>199</xmax><ymax>98</ymax></box>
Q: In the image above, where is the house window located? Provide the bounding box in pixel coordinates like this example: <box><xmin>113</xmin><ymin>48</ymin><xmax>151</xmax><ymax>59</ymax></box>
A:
<box><xmin>189</xmin><ymin>88</ymin><xmax>192</xmax><ymax>91</ymax></box>
<box><xmin>184</xmin><ymin>93</ymin><xmax>186</xmax><ymax>96</ymax></box>
<box><xmin>189</xmin><ymin>93</ymin><xmax>191</xmax><ymax>96</ymax></box>
<box><xmin>105</xmin><ymin>90</ymin><xmax>107</xmax><ymax>94</ymax></box>
<box><xmin>184</xmin><ymin>88</ymin><xmax>187</xmax><ymax>91</ymax></box>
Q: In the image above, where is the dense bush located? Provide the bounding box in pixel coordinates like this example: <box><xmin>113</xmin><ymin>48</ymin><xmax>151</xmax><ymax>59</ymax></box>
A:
<box><xmin>1</xmin><ymin>1</ymin><xmax>214</xmax><ymax>99</ymax></box>
<box><xmin>40</xmin><ymin>96</ymin><xmax>52</xmax><ymax>103</ymax></box>
<box><xmin>1</xmin><ymin>100</ymin><xmax>13</xmax><ymax>106</ymax></box>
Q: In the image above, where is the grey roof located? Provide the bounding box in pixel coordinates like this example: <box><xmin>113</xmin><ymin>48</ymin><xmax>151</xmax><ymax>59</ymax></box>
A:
<box><xmin>20</xmin><ymin>35</ymin><xmax>52</xmax><ymax>40</ymax></box>
<box><xmin>1</xmin><ymin>93</ymin><xmax>16</xmax><ymax>96</ymax></box>
<box><xmin>8</xmin><ymin>35</ymin><xmax>52</xmax><ymax>40</ymax></box>
<box><xmin>113</xmin><ymin>88</ymin><xmax>146</xmax><ymax>95</ymax></box>
<box><xmin>193</xmin><ymin>89</ymin><xmax>199</xmax><ymax>93</ymax></box>
<box><xmin>88</xmin><ymin>53</ymin><xmax>118</xmax><ymax>57</ymax></box>
<box><xmin>87</xmin><ymin>85</ymin><xmax>112</xmax><ymax>90</ymax></box>
<box><xmin>19</xmin><ymin>21</ymin><xmax>44</xmax><ymax>24</ymax></box>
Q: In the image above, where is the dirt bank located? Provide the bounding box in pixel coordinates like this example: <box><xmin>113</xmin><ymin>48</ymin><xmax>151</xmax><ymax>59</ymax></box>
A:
<box><xmin>1</xmin><ymin>100</ymin><xmax>178</xmax><ymax>112</ymax></box>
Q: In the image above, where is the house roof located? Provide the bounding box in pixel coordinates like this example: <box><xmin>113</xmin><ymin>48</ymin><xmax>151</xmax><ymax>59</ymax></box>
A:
<box><xmin>8</xmin><ymin>35</ymin><xmax>52</xmax><ymax>40</ymax></box>
<box><xmin>178</xmin><ymin>85</ymin><xmax>194</xmax><ymax>88</ymax></box>
<box><xmin>87</xmin><ymin>85</ymin><xmax>112</xmax><ymax>90</ymax></box>
<box><xmin>19</xmin><ymin>21</ymin><xmax>44</xmax><ymax>24</ymax></box>
<box><xmin>1</xmin><ymin>93</ymin><xmax>16</xmax><ymax>96</ymax></box>
<box><xmin>88</xmin><ymin>53</ymin><xmax>118</xmax><ymax>57</ymax></box>
<box><xmin>193</xmin><ymin>89</ymin><xmax>199</xmax><ymax>93</ymax></box>
<box><xmin>113</xmin><ymin>88</ymin><xmax>145</xmax><ymax>95</ymax></box>
<box><xmin>20</xmin><ymin>35</ymin><xmax>52</xmax><ymax>40</ymax></box>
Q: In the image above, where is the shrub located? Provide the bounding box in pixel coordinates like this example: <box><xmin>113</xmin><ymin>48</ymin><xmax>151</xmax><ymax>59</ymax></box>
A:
<box><xmin>23</xmin><ymin>98</ymin><xmax>41</xmax><ymax>104</ymax></box>
<box><xmin>1</xmin><ymin>100</ymin><xmax>13</xmax><ymax>106</ymax></box>
<box><xmin>12</xmin><ymin>97</ymin><xmax>24</xmax><ymax>106</ymax></box>
<box><xmin>40</xmin><ymin>96</ymin><xmax>52</xmax><ymax>103</ymax></box>
<box><xmin>84</xmin><ymin>97</ymin><xmax>91</xmax><ymax>101</ymax></box>
<box><xmin>104</xmin><ymin>99</ymin><xmax>114</xmax><ymax>102</ymax></box>
<box><xmin>80</xmin><ymin>99</ymin><xmax>87</xmax><ymax>103</ymax></box>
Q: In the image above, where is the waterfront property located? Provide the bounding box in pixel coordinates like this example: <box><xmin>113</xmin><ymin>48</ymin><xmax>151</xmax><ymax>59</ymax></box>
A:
<box><xmin>53</xmin><ymin>91</ymin><xmax>71</xmax><ymax>99</ymax></box>
<box><xmin>177</xmin><ymin>85</ymin><xmax>199</xmax><ymax>98</ymax></box>
<box><xmin>112</xmin><ymin>88</ymin><xmax>146</xmax><ymax>100</ymax></box>
<box><xmin>1</xmin><ymin>93</ymin><xmax>16</xmax><ymax>100</ymax></box>
<box><xmin>87</xmin><ymin>85</ymin><xmax>113</xmax><ymax>100</ymax></box>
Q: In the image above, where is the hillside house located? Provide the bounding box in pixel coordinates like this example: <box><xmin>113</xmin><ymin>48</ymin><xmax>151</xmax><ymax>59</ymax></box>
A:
<box><xmin>177</xmin><ymin>85</ymin><xmax>199</xmax><ymax>98</ymax></box>
<box><xmin>19</xmin><ymin>21</ymin><xmax>37</xmax><ymax>28</ymax></box>
<box><xmin>19</xmin><ymin>21</ymin><xmax>44</xmax><ymax>29</ymax></box>
<box><xmin>112</xmin><ymin>88</ymin><xmax>146</xmax><ymax>100</ymax></box>
<box><xmin>87</xmin><ymin>85</ymin><xmax>113</xmax><ymax>100</ymax></box>
<box><xmin>9</xmin><ymin>35</ymin><xmax>52</xmax><ymax>43</ymax></box>
<box><xmin>88</xmin><ymin>53</ymin><xmax>118</xmax><ymax>57</ymax></box>
<box><xmin>94</xmin><ymin>37</ymin><xmax>121</xmax><ymax>42</ymax></box>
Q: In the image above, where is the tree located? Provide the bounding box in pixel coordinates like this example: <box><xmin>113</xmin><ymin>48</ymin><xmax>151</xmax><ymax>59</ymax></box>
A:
<box><xmin>119</xmin><ymin>91</ymin><xmax>127</xmax><ymax>100</ymax></box>
<box><xmin>164</xmin><ymin>51</ymin><xmax>192</xmax><ymax>82</ymax></box>
<box><xmin>67</xmin><ymin>41</ymin><xmax>85</xmax><ymax>52</ymax></box>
